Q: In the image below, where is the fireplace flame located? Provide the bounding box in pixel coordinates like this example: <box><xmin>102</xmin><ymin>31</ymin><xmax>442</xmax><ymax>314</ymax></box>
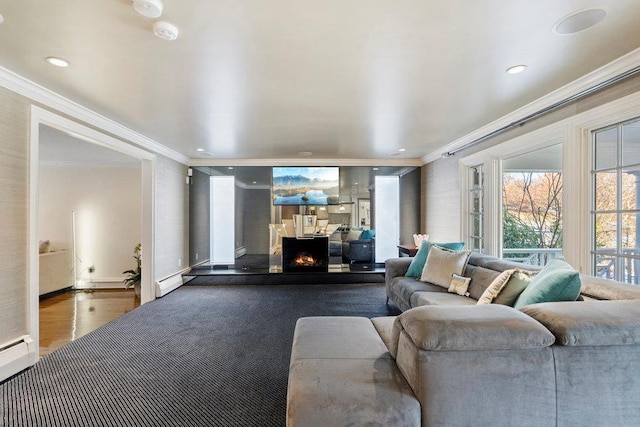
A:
<box><xmin>294</xmin><ymin>254</ymin><xmax>317</xmax><ymax>266</ymax></box>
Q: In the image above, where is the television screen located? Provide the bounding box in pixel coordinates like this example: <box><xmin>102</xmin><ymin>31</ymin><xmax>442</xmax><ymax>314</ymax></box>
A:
<box><xmin>272</xmin><ymin>167</ymin><xmax>339</xmax><ymax>205</ymax></box>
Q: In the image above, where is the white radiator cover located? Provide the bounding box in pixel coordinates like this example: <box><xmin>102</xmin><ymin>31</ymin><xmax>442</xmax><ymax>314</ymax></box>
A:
<box><xmin>0</xmin><ymin>336</ymin><xmax>36</xmax><ymax>382</ymax></box>
<box><xmin>155</xmin><ymin>273</ymin><xmax>184</xmax><ymax>298</ymax></box>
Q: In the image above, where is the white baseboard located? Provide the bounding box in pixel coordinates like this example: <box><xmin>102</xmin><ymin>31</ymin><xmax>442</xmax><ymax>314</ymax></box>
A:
<box><xmin>155</xmin><ymin>273</ymin><xmax>184</xmax><ymax>298</ymax></box>
<box><xmin>0</xmin><ymin>336</ymin><xmax>36</xmax><ymax>382</ymax></box>
<box><xmin>75</xmin><ymin>278</ymin><xmax>125</xmax><ymax>290</ymax></box>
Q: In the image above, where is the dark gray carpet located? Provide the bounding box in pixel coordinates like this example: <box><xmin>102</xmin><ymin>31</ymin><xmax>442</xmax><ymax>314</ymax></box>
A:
<box><xmin>1</xmin><ymin>283</ymin><xmax>399</xmax><ymax>426</ymax></box>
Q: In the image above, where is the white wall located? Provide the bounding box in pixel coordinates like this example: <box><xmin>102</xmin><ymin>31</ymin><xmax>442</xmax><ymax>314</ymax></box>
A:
<box><xmin>39</xmin><ymin>165</ymin><xmax>142</xmax><ymax>287</ymax></box>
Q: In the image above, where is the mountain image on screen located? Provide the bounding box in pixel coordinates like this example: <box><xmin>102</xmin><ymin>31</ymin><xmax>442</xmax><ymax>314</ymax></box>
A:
<box><xmin>272</xmin><ymin>167</ymin><xmax>339</xmax><ymax>205</ymax></box>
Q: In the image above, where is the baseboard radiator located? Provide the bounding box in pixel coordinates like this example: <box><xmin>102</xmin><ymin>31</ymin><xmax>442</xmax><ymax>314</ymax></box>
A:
<box><xmin>235</xmin><ymin>246</ymin><xmax>247</xmax><ymax>258</ymax></box>
<box><xmin>0</xmin><ymin>335</ymin><xmax>36</xmax><ymax>382</ymax></box>
<box><xmin>155</xmin><ymin>273</ymin><xmax>184</xmax><ymax>298</ymax></box>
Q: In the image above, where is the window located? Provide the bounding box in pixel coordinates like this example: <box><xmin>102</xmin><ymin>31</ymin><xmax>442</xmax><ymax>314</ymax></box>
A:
<box><xmin>592</xmin><ymin>118</ymin><xmax>640</xmax><ymax>284</ymax></box>
<box><xmin>468</xmin><ymin>165</ymin><xmax>484</xmax><ymax>253</ymax></box>
<box><xmin>502</xmin><ymin>145</ymin><xmax>563</xmax><ymax>266</ymax></box>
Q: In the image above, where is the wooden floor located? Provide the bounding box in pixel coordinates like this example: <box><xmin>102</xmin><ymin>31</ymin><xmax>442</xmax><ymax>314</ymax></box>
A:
<box><xmin>39</xmin><ymin>289</ymin><xmax>140</xmax><ymax>357</ymax></box>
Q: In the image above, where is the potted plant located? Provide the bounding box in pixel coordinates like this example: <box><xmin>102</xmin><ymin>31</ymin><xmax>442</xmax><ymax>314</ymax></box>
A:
<box><xmin>123</xmin><ymin>243</ymin><xmax>142</xmax><ymax>297</ymax></box>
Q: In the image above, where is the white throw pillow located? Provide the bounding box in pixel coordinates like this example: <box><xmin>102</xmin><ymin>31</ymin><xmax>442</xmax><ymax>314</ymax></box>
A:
<box><xmin>419</xmin><ymin>245</ymin><xmax>471</xmax><ymax>289</ymax></box>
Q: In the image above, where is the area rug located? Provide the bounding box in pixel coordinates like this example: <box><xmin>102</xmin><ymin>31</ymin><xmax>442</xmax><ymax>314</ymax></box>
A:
<box><xmin>1</xmin><ymin>283</ymin><xmax>398</xmax><ymax>426</ymax></box>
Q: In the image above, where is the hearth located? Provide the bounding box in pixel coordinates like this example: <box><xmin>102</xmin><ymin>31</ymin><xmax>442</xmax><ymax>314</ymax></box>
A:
<box><xmin>282</xmin><ymin>237</ymin><xmax>329</xmax><ymax>273</ymax></box>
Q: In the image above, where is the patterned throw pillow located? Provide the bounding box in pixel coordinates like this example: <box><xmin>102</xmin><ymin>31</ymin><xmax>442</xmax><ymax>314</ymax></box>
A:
<box><xmin>448</xmin><ymin>274</ymin><xmax>471</xmax><ymax>296</ymax></box>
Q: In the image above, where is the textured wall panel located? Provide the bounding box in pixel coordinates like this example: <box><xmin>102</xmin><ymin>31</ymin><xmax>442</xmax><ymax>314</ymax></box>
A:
<box><xmin>155</xmin><ymin>156</ymin><xmax>189</xmax><ymax>280</ymax></box>
<box><xmin>0</xmin><ymin>87</ymin><xmax>30</xmax><ymax>344</ymax></box>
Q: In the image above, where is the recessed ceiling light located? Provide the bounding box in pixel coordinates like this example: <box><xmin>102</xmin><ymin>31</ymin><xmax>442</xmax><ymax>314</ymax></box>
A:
<box><xmin>196</xmin><ymin>148</ymin><xmax>205</xmax><ymax>152</ymax></box>
<box><xmin>554</xmin><ymin>9</ymin><xmax>606</xmax><ymax>35</ymax></box>
<box><xmin>132</xmin><ymin>0</ymin><xmax>163</xmax><ymax>18</ymax></box>
<box><xmin>153</xmin><ymin>21</ymin><xmax>179</xmax><ymax>41</ymax></box>
<box><xmin>398</xmin><ymin>148</ymin><xmax>406</xmax><ymax>152</ymax></box>
<box><xmin>45</xmin><ymin>57</ymin><xmax>70</xmax><ymax>67</ymax></box>
<box><xmin>252</xmin><ymin>181</ymin><xmax>257</xmax><ymax>184</ymax></box>
<box><xmin>298</xmin><ymin>151</ymin><xmax>313</xmax><ymax>157</ymax></box>
<box><xmin>506</xmin><ymin>64</ymin><xmax>527</xmax><ymax>74</ymax></box>
<box><xmin>228</xmin><ymin>167</ymin><xmax>234</xmax><ymax>170</ymax></box>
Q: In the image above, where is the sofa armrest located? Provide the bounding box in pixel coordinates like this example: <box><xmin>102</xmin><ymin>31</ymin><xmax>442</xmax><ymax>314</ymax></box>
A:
<box><xmin>385</xmin><ymin>258</ymin><xmax>413</xmax><ymax>291</ymax></box>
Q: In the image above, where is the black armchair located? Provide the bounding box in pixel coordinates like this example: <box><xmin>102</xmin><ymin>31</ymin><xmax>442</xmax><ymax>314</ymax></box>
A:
<box><xmin>342</xmin><ymin>237</ymin><xmax>375</xmax><ymax>264</ymax></box>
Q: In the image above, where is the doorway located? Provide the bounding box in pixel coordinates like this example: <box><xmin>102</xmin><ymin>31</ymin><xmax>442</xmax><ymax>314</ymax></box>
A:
<box><xmin>29</xmin><ymin>106</ymin><xmax>156</xmax><ymax>361</ymax></box>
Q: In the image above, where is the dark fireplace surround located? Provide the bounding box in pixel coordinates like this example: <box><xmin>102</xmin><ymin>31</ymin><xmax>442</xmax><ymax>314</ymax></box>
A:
<box><xmin>282</xmin><ymin>237</ymin><xmax>329</xmax><ymax>273</ymax></box>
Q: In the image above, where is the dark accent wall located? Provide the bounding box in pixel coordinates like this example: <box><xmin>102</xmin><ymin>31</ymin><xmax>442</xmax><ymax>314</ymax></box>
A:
<box><xmin>242</xmin><ymin>188</ymin><xmax>271</xmax><ymax>254</ymax></box>
<box><xmin>400</xmin><ymin>167</ymin><xmax>421</xmax><ymax>245</ymax></box>
<box><xmin>188</xmin><ymin>168</ymin><xmax>210</xmax><ymax>265</ymax></box>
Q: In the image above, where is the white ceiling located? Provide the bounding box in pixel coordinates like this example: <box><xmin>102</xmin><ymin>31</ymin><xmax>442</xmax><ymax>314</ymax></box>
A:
<box><xmin>2</xmin><ymin>1</ymin><xmax>640</xmax><ymax>163</ymax></box>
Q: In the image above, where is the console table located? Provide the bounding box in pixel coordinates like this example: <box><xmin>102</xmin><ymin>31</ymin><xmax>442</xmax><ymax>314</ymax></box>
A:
<box><xmin>397</xmin><ymin>244</ymin><xmax>418</xmax><ymax>257</ymax></box>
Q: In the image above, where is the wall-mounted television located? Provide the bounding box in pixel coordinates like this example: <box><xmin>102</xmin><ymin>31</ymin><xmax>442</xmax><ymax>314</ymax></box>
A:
<box><xmin>272</xmin><ymin>167</ymin><xmax>339</xmax><ymax>205</ymax></box>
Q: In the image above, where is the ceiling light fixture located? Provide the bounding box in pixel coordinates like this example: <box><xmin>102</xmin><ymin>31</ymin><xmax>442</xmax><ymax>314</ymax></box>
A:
<box><xmin>554</xmin><ymin>8</ymin><xmax>606</xmax><ymax>35</ymax></box>
<box><xmin>45</xmin><ymin>56</ymin><xmax>70</xmax><ymax>67</ymax></box>
<box><xmin>153</xmin><ymin>21</ymin><xmax>179</xmax><ymax>40</ymax></box>
<box><xmin>132</xmin><ymin>0</ymin><xmax>163</xmax><ymax>18</ymax></box>
<box><xmin>506</xmin><ymin>64</ymin><xmax>527</xmax><ymax>74</ymax></box>
<box><xmin>398</xmin><ymin>148</ymin><xmax>406</xmax><ymax>152</ymax></box>
<box><xmin>196</xmin><ymin>148</ymin><xmax>205</xmax><ymax>152</ymax></box>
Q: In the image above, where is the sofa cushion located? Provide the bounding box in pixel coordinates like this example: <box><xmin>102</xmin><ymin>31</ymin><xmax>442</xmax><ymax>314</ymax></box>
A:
<box><xmin>419</xmin><ymin>245</ymin><xmax>471</xmax><ymax>289</ymax></box>
<box><xmin>404</xmin><ymin>240</ymin><xmax>465</xmax><ymax>278</ymax></box>
<box><xmin>389</xmin><ymin>277</ymin><xmax>446</xmax><ymax>311</ymax></box>
<box><xmin>513</xmin><ymin>259</ymin><xmax>581</xmax><ymax>309</ymax></box>
<box><xmin>464</xmin><ymin>264</ymin><xmax>502</xmax><ymax>300</ymax></box>
<box><xmin>521</xmin><ymin>300</ymin><xmax>640</xmax><ymax>346</ymax></box>
<box><xmin>287</xmin><ymin>358</ymin><xmax>420</xmax><ymax>427</ymax></box>
<box><xmin>398</xmin><ymin>305</ymin><xmax>555</xmax><ymax>351</ymax></box>
<box><xmin>290</xmin><ymin>317</ymin><xmax>390</xmax><ymax>361</ymax></box>
<box><xmin>477</xmin><ymin>269</ymin><xmax>533</xmax><ymax>306</ymax></box>
<box><xmin>410</xmin><ymin>291</ymin><xmax>476</xmax><ymax>307</ymax></box>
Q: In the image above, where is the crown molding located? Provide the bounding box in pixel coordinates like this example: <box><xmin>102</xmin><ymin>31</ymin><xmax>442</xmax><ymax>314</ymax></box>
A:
<box><xmin>188</xmin><ymin>157</ymin><xmax>423</xmax><ymax>167</ymax></box>
<box><xmin>0</xmin><ymin>66</ymin><xmax>189</xmax><ymax>165</ymax></box>
<box><xmin>422</xmin><ymin>47</ymin><xmax>640</xmax><ymax>164</ymax></box>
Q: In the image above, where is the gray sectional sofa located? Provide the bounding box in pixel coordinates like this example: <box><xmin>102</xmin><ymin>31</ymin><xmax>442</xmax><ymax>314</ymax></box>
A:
<box><xmin>386</xmin><ymin>252</ymin><xmax>640</xmax><ymax>310</ymax></box>
<box><xmin>286</xmin><ymin>253</ymin><xmax>640</xmax><ymax>426</ymax></box>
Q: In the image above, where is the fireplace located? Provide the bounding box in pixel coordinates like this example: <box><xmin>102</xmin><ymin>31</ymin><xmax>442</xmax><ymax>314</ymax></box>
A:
<box><xmin>282</xmin><ymin>237</ymin><xmax>329</xmax><ymax>273</ymax></box>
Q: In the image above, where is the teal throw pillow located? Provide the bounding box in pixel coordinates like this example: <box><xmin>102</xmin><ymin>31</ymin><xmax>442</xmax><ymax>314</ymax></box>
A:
<box><xmin>405</xmin><ymin>240</ymin><xmax>465</xmax><ymax>278</ymax></box>
<box><xmin>513</xmin><ymin>258</ymin><xmax>581</xmax><ymax>309</ymax></box>
<box><xmin>360</xmin><ymin>229</ymin><xmax>375</xmax><ymax>240</ymax></box>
